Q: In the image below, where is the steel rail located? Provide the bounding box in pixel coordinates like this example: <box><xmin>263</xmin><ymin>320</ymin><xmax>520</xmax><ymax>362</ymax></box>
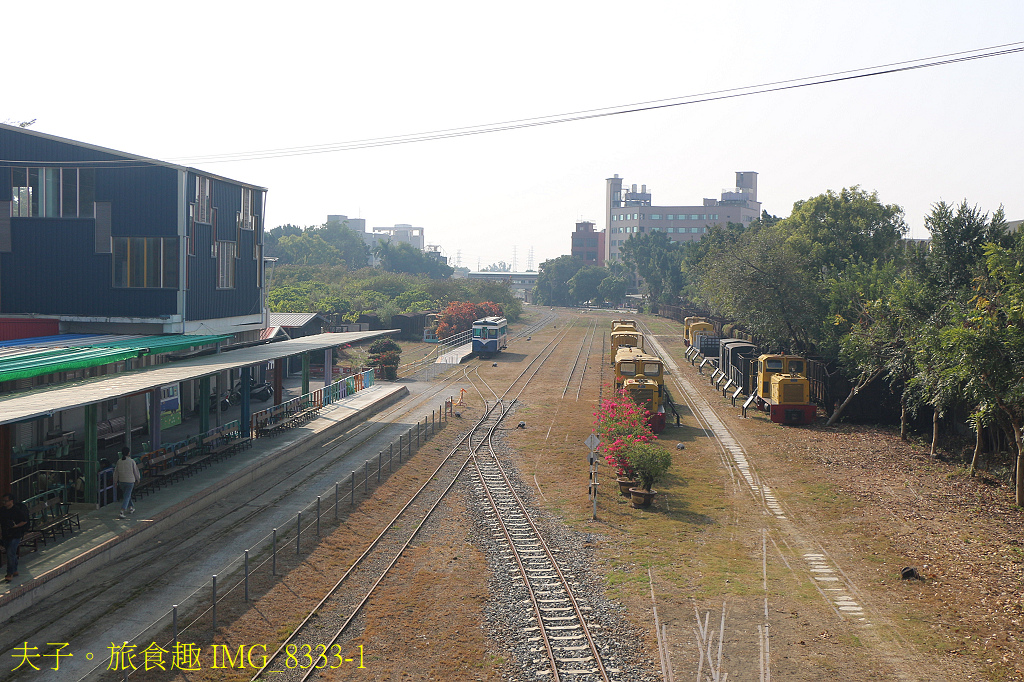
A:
<box><xmin>250</xmin><ymin>399</ymin><xmax>507</xmax><ymax>682</ymax></box>
<box><xmin>253</xmin><ymin>312</ymin><xmax>574</xmax><ymax>681</ymax></box>
<box><xmin>473</xmin><ymin>413</ymin><xmax>612</xmax><ymax>680</ymax></box>
<box><xmin>576</xmin><ymin>320</ymin><xmax>598</xmax><ymax>401</ymax></box>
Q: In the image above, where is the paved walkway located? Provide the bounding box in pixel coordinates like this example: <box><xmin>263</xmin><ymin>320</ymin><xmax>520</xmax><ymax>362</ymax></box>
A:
<box><xmin>0</xmin><ymin>381</ymin><xmax>408</xmax><ymax>618</ymax></box>
<box><xmin>436</xmin><ymin>342</ymin><xmax>473</xmax><ymax>364</ymax></box>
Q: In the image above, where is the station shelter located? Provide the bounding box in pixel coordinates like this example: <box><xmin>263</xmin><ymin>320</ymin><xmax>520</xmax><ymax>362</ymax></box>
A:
<box><xmin>0</xmin><ymin>330</ymin><xmax>393</xmax><ymax>506</ymax></box>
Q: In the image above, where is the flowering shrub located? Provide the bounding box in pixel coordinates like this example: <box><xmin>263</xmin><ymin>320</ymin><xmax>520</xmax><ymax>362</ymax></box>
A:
<box><xmin>593</xmin><ymin>387</ymin><xmax>655</xmax><ymax>479</ymax></box>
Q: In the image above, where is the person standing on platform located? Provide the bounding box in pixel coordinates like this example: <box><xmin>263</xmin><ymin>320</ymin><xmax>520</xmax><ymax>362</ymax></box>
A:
<box><xmin>114</xmin><ymin>448</ymin><xmax>140</xmax><ymax>519</ymax></box>
<box><xmin>1</xmin><ymin>494</ymin><xmax>30</xmax><ymax>582</ymax></box>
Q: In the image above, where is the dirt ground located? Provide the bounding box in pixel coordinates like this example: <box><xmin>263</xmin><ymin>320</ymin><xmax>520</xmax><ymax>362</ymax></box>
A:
<box><xmin>149</xmin><ymin>309</ymin><xmax>1024</xmax><ymax>681</ymax></box>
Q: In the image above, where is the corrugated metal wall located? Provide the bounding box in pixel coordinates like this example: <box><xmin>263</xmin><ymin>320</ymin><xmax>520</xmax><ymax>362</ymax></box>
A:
<box><xmin>185</xmin><ymin>172</ymin><xmax>263</xmax><ymax>322</ymax></box>
<box><xmin>1</xmin><ymin>128</ymin><xmax>262</xmax><ymax>323</ymax></box>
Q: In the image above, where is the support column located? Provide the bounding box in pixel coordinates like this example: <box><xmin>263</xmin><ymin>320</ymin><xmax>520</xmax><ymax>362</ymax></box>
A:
<box><xmin>240</xmin><ymin>366</ymin><xmax>251</xmax><ymax>436</ymax></box>
<box><xmin>124</xmin><ymin>394</ymin><xmax>133</xmax><ymax>452</ymax></box>
<box><xmin>324</xmin><ymin>348</ymin><xmax>332</xmax><ymax>387</ymax></box>
<box><xmin>149</xmin><ymin>388</ymin><xmax>162</xmax><ymax>451</ymax></box>
<box><xmin>0</xmin><ymin>425</ymin><xmax>11</xmax><ymax>497</ymax></box>
<box><xmin>273</xmin><ymin>360</ymin><xmax>284</xmax><ymax>406</ymax></box>
<box><xmin>200</xmin><ymin>376</ymin><xmax>211</xmax><ymax>435</ymax></box>
<box><xmin>83</xmin><ymin>404</ymin><xmax>98</xmax><ymax>503</ymax></box>
<box><xmin>302</xmin><ymin>353</ymin><xmax>310</xmax><ymax>396</ymax></box>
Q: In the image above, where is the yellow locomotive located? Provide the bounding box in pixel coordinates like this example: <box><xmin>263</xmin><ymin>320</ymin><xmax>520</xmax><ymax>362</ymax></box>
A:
<box><xmin>610</xmin><ymin>320</ymin><xmax>644</xmax><ymax>365</ymax></box>
<box><xmin>755</xmin><ymin>354</ymin><xmax>815</xmax><ymax>425</ymax></box>
<box><xmin>613</xmin><ymin>342</ymin><xmax>668</xmax><ymax>433</ymax></box>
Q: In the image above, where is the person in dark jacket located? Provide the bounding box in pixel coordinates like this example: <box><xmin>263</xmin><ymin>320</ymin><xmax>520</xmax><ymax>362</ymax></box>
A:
<box><xmin>1</xmin><ymin>494</ymin><xmax>30</xmax><ymax>581</ymax></box>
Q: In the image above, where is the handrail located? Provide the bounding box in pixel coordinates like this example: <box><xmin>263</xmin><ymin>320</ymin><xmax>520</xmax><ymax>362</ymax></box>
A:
<box><xmin>249</xmin><ymin>369</ymin><xmax>375</xmax><ymax>437</ymax></box>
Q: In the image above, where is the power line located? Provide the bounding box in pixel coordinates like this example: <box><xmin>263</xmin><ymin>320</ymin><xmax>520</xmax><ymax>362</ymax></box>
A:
<box><xmin>4</xmin><ymin>41</ymin><xmax>1023</xmax><ymax>167</ymax></box>
<box><xmin>164</xmin><ymin>41</ymin><xmax>1024</xmax><ymax>164</ymax></box>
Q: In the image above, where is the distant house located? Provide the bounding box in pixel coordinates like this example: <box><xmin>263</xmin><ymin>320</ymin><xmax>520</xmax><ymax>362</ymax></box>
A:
<box><xmin>0</xmin><ymin>123</ymin><xmax>267</xmax><ymax>341</ymax></box>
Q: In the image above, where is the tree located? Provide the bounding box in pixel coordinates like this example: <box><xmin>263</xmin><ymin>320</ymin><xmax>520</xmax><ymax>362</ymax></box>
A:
<box><xmin>375</xmin><ymin>241</ymin><xmax>453</xmax><ymax>279</ymax></box>
<box><xmin>926</xmin><ymin>201</ymin><xmax>1007</xmax><ymax>293</ymax></box>
<box><xmin>316</xmin><ymin>219</ymin><xmax>371</xmax><ymax>269</ymax></box>
<box><xmin>620</xmin><ymin>232</ymin><xmax>684</xmax><ymax>307</ymax></box>
<box><xmin>598</xmin><ymin>274</ymin><xmax>628</xmax><ymax>306</ymax></box>
<box><xmin>368</xmin><ymin>338</ymin><xmax>402</xmax><ymax>380</ymax></box>
<box><xmin>534</xmin><ymin>255</ymin><xmax>583</xmax><ymax>306</ymax></box>
<box><xmin>939</xmin><ymin>244</ymin><xmax>1024</xmax><ymax>504</ymax></box>
<box><xmin>568</xmin><ymin>266</ymin><xmax>608</xmax><ymax>305</ymax></box>
<box><xmin>435</xmin><ymin>301</ymin><xmax>502</xmax><ymax>338</ymax></box>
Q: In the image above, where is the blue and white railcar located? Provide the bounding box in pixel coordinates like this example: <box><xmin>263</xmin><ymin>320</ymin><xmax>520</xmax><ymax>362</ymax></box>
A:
<box><xmin>472</xmin><ymin>316</ymin><xmax>508</xmax><ymax>357</ymax></box>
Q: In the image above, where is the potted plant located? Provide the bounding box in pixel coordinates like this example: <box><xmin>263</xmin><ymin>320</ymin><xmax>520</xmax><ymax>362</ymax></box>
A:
<box><xmin>624</xmin><ymin>442</ymin><xmax>672</xmax><ymax>508</ymax></box>
<box><xmin>593</xmin><ymin>389</ymin><xmax>655</xmax><ymax>495</ymax></box>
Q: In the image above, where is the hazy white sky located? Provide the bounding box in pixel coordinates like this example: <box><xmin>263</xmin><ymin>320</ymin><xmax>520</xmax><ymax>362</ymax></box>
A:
<box><xmin>6</xmin><ymin>1</ymin><xmax>1023</xmax><ymax>269</ymax></box>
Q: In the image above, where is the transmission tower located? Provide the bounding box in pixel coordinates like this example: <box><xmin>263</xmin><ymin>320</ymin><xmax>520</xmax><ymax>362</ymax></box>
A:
<box><xmin>512</xmin><ymin>246</ymin><xmax>518</xmax><ymax>272</ymax></box>
<box><xmin>527</xmin><ymin>247</ymin><xmax>534</xmax><ymax>271</ymax></box>
<box><xmin>455</xmin><ymin>249</ymin><xmax>462</xmax><ymax>268</ymax></box>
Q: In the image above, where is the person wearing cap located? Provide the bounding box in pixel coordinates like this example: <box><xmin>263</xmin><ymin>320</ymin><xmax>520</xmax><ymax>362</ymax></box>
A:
<box><xmin>114</xmin><ymin>447</ymin><xmax>140</xmax><ymax>519</ymax></box>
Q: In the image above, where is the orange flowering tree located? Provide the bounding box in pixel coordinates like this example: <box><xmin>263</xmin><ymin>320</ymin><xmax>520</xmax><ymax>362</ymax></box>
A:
<box><xmin>435</xmin><ymin>301</ymin><xmax>503</xmax><ymax>338</ymax></box>
<box><xmin>593</xmin><ymin>388</ymin><xmax>655</xmax><ymax>479</ymax></box>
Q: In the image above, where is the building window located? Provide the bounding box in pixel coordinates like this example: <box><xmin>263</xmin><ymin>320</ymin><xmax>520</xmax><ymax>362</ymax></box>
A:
<box><xmin>651</xmin><ymin>214</ymin><xmax>661</xmax><ymax>220</ymax></box>
<box><xmin>238</xmin><ymin>187</ymin><xmax>254</xmax><ymax>231</ymax></box>
<box><xmin>112</xmin><ymin>237</ymin><xmax>179</xmax><ymax>288</ymax></box>
<box><xmin>690</xmin><ymin>227</ymin><xmax>699</xmax><ymax>233</ymax></box>
<box><xmin>195</xmin><ymin>176</ymin><xmax>212</xmax><ymax>224</ymax></box>
<box><xmin>217</xmin><ymin>241</ymin><xmax>237</xmax><ymax>288</ymax></box>
<box><xmin>652</xmin><ymin>227</ymin><xmax>660</xmax><ymax>232</ymax></box>
<box><xmin>667</xmin><ymin>228</ymin><xmax>675</xmax><ymax>233</ymax></box>
<box><xmin>666</xmin><ymin>214</ymin><xmax>674</xmax><ymax>220</ymax></box>
<box><xmin>10</xmin><ymin>167</ymin><xmax>95</xmax><ymax>218</ymax></box>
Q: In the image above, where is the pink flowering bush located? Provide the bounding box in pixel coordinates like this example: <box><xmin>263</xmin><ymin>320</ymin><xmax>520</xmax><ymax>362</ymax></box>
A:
<box><xmin>593</xmin><ymin>387</ymin><xmax>655</xmax><ymax>479</ymax></box>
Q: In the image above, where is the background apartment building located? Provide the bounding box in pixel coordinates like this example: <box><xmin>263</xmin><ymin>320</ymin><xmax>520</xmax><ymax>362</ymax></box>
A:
<box><xmin>604</xmin><ymin>172</ymin><xmax>761</xmax><ymax>262</ymax></box>
<box><xmin>570</xmin><ymin>220</ymin><xmax>605</xmax><ymax>266</ymax></box>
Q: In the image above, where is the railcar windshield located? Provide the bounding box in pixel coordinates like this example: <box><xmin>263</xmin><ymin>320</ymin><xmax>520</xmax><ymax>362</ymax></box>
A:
<box><xmin>643</xmin><ymin>363</ymin><xmax>661</xmax><ymax>377</ymax></box>
<box><xmin>788</xmin><ymin>360</ymin><xmax>804</xmax><ymax>374</ymax></box>
<box><xmin>488</xmin><ymin>329</ymin><xmax>498</xmax><ymax>339</ymax></box>
<box><xmin>473</xmin><ymin>328</ymin><xmax>483</xmax><ymax>338</ymax></box>
<box><xmin>765</xmin><ymin>359</ymin><xmax>784</xmax><ymax>371</ymax></box>
<box><xmin>619</xmin><ymin>362</ymin><xmax>636</xmax><ymax>377</ymax></box>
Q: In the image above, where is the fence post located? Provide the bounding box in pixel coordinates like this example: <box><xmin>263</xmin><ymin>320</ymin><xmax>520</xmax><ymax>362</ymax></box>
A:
<box><xmin>408</xmin><ymin>428</ymin><xmax>413</xmax><ymax>457</ymax></box>
<box><xmin>173</xmin><ymin>605</ymin><xmax>178</xmax><ymax>647</ymax></box>
<box><xmin>316</xmin><ymin>496</ymin><xmax>321</xmax><ymax>536</ymax></box>
<box><xmin>212</xmin><ymin>575</ymin><xmax>218</xmax><ymax>631</ymax></box>
<box><xmin>335</xmin><ymin>482</ymin><xmax>339</xmax><ymax>520</ymax></box>
<box><xmin>399</xmin><ymin>435</ymin><xmax>403</xmax><ymax>463</ymax></box>
<box><xmin>431</xmin><ymin>410</ymin><xmax>435</xmax><ymax>436</ymax></box>
<box><xmin>272</xmin><ymin>529</ymin><xmax>277</xmax><ymax>576</ymax></box>
<box><xmin>351</xmin><ymin>470</ymin><xmax>355</xmax><ymax>505</ymax></box>
<box><xmin>377</xmin><ymin>452</ymin><xmax>381</xmax><ymax>482</ymax></box>
<box><xmin>389</xmin><ymin>443</ymin><xmax>393</xmax><ymax>472</ymax></box>
<box><xmin>296</xmin><ymin>512</ymin><xmax>302</xmax><ymax>554</ymax></box>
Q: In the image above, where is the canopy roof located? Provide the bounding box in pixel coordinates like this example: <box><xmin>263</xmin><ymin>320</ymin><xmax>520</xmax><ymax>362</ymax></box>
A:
<box><xmin>0</xmin><ymin>330</ymin><xmax>395</xmax><ymax>426</ymax></box>
<box><xmin>0</xmin><ymin>334</ymin><xmax>232</xmax><ymax>383</ymax></box>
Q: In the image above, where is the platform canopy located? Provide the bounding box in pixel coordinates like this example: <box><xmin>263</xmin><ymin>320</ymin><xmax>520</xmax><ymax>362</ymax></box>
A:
<box><xmin>0</xmin><ymin>330</ymin><xmax>397</xmax><ymax>426</ymax></box>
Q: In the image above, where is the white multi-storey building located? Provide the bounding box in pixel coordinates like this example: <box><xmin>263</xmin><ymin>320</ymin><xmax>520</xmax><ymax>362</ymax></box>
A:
<box><xmin>604</xmin><ymin>172</ymin><xmax>761</xmax><ymax>262</ymax></box>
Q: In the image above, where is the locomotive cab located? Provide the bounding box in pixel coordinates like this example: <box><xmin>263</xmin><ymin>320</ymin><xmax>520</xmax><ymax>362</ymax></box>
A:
<box><xmin>623</xmin><ymin>376</ymin><xmax>666</xmax><ymax>434</ymax></box>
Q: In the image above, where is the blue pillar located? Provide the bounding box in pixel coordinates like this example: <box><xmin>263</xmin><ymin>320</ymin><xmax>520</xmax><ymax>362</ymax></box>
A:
<box><xmin>324</xmin><ymin>348</ymin><xmax>332</xmax><ymax>387</ymax></box>
<box><xmin>240</xmin><ymin>367</ymin><xmax>251</xmax><ymax>436</ymax></box>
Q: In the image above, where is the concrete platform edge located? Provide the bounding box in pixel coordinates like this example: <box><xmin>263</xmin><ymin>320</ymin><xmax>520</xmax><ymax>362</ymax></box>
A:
<box><xmin>0</xmin><ymin>383</ymin><xmax>409</xmax><ymax>622</ymax></box>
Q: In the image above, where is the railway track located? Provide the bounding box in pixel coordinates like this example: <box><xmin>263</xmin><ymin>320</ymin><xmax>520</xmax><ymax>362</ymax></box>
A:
<box><xmin>472</xmin><ymin>423</ymin><xmax>616</xmax><ymax>680</ymax></box>
<box><xmin>252</xmin><ymin>312</ymin><xmax>604</xmax><ymax>681</ymax></box>
<box><xmin>562</xmin><ymin>320</ymin><xmax>598</xmax><ymax>400</ymax></box>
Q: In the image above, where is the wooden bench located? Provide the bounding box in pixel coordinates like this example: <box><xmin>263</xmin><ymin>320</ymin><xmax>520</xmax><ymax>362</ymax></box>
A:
<box><xmin>26</xmin><ymin>500</ymin><xmax>66</xmax><ymax>545</ymax></box>
<box><xmin>96</xmin><ymin>417</ymin><xmax>146</xmax><ymax>447</ymax></box>
<box><xmin>46</xmin><ymin>499</ymin><xmax>80</xmax><ymax>533</ymax></box>
<box><xmin>136</xmin><ymin>450</ymin><xmax>173</xmax><ymax>497</ymax></box>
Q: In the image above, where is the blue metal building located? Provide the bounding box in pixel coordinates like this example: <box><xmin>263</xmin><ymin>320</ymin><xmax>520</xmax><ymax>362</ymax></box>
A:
<box><xmin>0</xmin><ymin>123</ymin><xmax>266</xmax><ymax>339</ymax></box>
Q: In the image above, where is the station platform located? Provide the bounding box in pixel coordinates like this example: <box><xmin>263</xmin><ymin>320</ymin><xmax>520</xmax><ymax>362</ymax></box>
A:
<box><xmin>436</xmin><ymin>343</ymin><xmax>473</xmax><ymax>364</ymax></box>
<box><xmin>0</xmin><ymin>382</ymin><xmax>408</xmax><ymax>618</ymax></box>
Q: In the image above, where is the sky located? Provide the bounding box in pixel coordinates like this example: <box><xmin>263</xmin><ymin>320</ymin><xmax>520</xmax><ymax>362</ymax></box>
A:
<box><xmin>5</xmin><ymin>1</ymin><xmax>1024</xmax><ymax>270</ymax></box>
